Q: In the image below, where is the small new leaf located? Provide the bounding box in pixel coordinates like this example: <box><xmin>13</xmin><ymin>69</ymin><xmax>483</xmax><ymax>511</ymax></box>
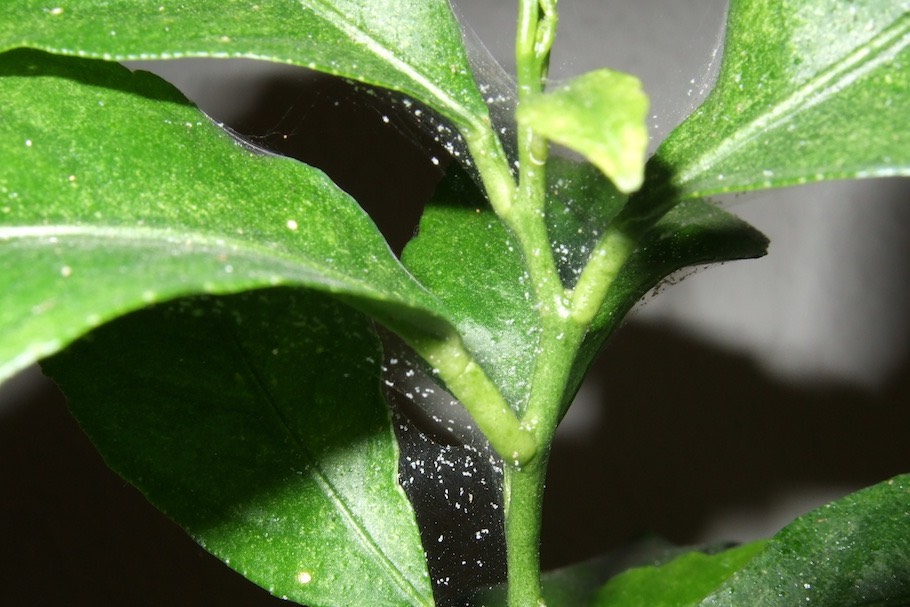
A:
<box><xmin>517</xmin><ymin>68</ymin><xmax>649</xmax><ymax>193</ymax></box>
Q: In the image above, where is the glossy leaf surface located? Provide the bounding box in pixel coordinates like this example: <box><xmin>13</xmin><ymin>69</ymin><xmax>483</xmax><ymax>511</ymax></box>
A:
<box><xmin>402</xmin><ymin>169</ymin><xmax>540</xmax><ymax>414</ymax></box>
<box><xmin>0</xmin><ymin>50</ymin><xmax>450</xmax><ymax>384</ymax></box>
<box><xmin>518</xmin><ymin>69</ymin><xmax>649</xmax><ymax>193</ymax></box>
<box><xmin>42</xmin><ymin>288</ymin><xmax>434</xmax><ymax>607</ymax></box>
<box><xmin>591</xmin><ymin>543</ymin><xmax>766</xmax><ymax>607</ymax></box>
<box><xmin>592</xmin><ymin>475</ymin><xmax>910</xmax><ymax>607</ymax></box>
<box><xmin>660</xmin><ymin>0</ymin><xmax>910</xmax><ymax>198</ymax></box>
<box><xmin>0</xmin><ymin>0</ymin><xmax>489</xmax><ymax>131</ymax></box>
<box><xmin>699</xmin><ymin>474</ymin><xmax>910</xmax><ymax>606</ymax></box>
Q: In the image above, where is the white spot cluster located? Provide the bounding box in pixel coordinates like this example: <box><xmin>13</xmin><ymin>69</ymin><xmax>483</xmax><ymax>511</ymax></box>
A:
<box><xmin>396</xmin><ymin>420</ymin><xmax>506</xmax><ymax>598</ymax></box>
<box><xmin>382</xmin><ymin>343</ymin><xmax>507</xmax><ymax>600</ymax></box>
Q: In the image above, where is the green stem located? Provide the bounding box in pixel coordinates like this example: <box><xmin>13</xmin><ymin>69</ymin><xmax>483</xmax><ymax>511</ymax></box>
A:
<box><xmin>569</xmin><ymin>224</ymin><xmax>636</xmax><ymax>326</ymax></box>
<box><xmin>504</xmin><ymin>454</ymin><xmax>549</xmax><ymax>607</ymax></box>
<box><xmin>462</xmin><ymin>122</ymin><xmax>516</xmax><ymax>218</ymax></box>
<box><xmin>502</xmin><ymin>318</ymin><xmax>584</xmax><ymax>607</ymax></box>
<box><xmin>508</xmin><ymin>0</ymin><xmax>564</xmax><ymax>318</ymax></box>
<box><xmin>516</xmin><ymin>0</ymin><xmax>558</xmax><ymax>95</ymax></box>
<box><xmin>404</xmin><ymin>331</ymin><xmax>537</xmax><ymax>466</ymax></box>
<box><xmin>495</xmin><ymin>4</ymin><xmax>571</xmax><ymax>607</ymax></box>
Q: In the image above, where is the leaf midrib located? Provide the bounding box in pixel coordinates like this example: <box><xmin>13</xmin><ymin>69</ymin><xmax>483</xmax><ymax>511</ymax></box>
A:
<box><xmin>671</xmin><ymin>12</ymin><xmax>910</xmax><ymax>197</ymax></box>
<box><xmin>224</xmin><ymin>319</ymin><xmax>432</xmax><ymax>606</ymax></box>
<box><xmin>301</xmin><ymin>0</ymin><xmax>480</xmax><ymax>130</ymax></box>
<box><xmin>0</xmin><ymin>223</ymin><xmax>403</xmax><ymax>299</ymax></box>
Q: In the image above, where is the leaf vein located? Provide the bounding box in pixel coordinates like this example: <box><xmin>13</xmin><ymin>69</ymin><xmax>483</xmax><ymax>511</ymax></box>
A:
<box><xmin>0</xmin><ymin>224</ymin><xmax>386</xmax><ymax>296</ymax></box>
<box><xmin>674</xmin><ymin>12</ymin><xmax>910</xmax><ymax>195</ymax></box>
<box><xmin>300</xmin><ymin>0</ymin><xmax>480</xmax><ymax>131</ymax></box>
<box><xmin>223</xmin><ymin>321</ymin><xmax>430</xmax><ymax>606</ymax></box>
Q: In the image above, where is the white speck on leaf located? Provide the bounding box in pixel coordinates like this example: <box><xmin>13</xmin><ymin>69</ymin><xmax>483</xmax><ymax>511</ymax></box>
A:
<box><xmin>296</xmin><ymin>571</ymin><xmax>312</xmax><ymax>585</ymax></box>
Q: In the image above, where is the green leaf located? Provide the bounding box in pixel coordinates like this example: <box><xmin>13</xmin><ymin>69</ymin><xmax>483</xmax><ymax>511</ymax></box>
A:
<box><xmin>698</xmin><ymin>474</ymin><xmax>910</xmax><ymax>606</ymax></box>
<box><xmin>0</xmin><ymin>49</ymin><xmax>450</xmax><ymax>384</ymax></box>
<box><xmin>588</xmin><ymin>475</ymin><xmax>910</xmax><ymax>607</ymax></box>
<box><xmin>518</xmin><ymin>69</ymin><xmax>649</xmax><ymax>193</ymax></box>
<box><xmin>592</xmin><ymin>542</ymin><xmax>767</xmax><ymax>607</ymax></box>
<box><xmin>659</xmin><ymin>0</ymin><xmax>910</xmax><ymax>198</ymax></box>
<box><xmin>592</xmin><ymin>197</ymin><xmax>769</xmax><ymax>338</ymax></box>
<box><xmin>41</xmin><ymin>288</ymin><xmax>434</xmax><ymax>607</ymax></box>
<box><xmin>0</xmin><ymin>0</ymin><xmax>490</xmax><ymax>132</ymax></box>
<box><xmin>472</xmin><ymin>537</ymin><xmax>737</xmax><ymax>607</ymax></box>
<box><xmin>402</xmin><ymin>168</ymin><xmax>540</xmax><ymax>414</ymax></box>
<box><xmin>552</xmin><ymin>169</ymin><xmax>769</xmax><ymax>396</ymax></box>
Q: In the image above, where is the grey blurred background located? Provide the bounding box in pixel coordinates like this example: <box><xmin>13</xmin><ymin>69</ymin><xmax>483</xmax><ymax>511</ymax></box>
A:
<box><xmin>2</xmin><ymin>0</ymin><xmax>909</xmax><ymax>604</ymax></box>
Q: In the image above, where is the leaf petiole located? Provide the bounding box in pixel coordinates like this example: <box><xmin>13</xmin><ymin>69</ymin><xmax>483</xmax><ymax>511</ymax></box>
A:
<box><xmin>569</xmin><ymin>224</ymin><xmax>637</xmax><ymax>327</ymax></box>
<box><xmin>405</xmin><ymin>330</ymin><xmax>538</xmax><ymax>466</ymax></box>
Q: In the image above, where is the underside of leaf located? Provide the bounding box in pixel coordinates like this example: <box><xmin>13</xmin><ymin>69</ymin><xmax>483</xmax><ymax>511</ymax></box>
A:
<box><xmin>42</xmin><ymin>288</ymin><xmax>435</xmax><ymax>607</ymax></box>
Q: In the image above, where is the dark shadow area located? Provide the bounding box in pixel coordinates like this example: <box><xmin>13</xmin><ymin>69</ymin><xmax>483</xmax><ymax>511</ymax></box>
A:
<box><xmin>392</xmin><ymin>405</ymin><xmax>507</xmax><ymax>606</ymax></box>
<box><xmin>542</xmin><ymin>320</ymin><xmax>910</xmax><ymax>569</ymax></box>
<box><xmin>381</xmin><ymin>331</ymin><xmax>508</xmax><ymax>605</ymax></box>
<box><xmin>0</xmin><ymin>49</ymin><xmax>190</xmax><ymax>105</ymax></box>
<box><xmin>0</xmin><ymin>372</ymin><xmax>287</xmax><ymax>606</ymax></box>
